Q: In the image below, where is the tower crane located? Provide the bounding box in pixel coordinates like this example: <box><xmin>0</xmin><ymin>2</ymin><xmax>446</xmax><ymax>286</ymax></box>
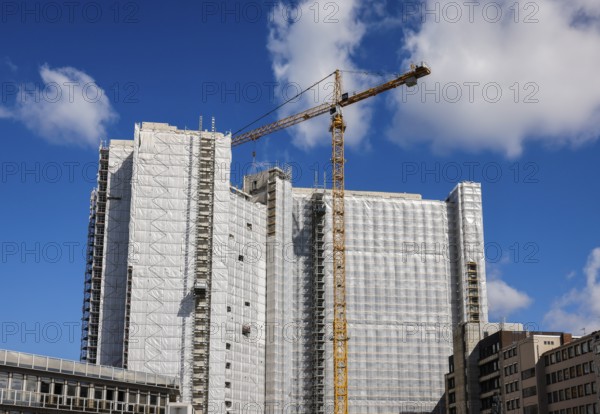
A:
<box><xmin>231</xmin><ymin>63</ymin><xmax>431</xmax><ymax>414</ymax></box>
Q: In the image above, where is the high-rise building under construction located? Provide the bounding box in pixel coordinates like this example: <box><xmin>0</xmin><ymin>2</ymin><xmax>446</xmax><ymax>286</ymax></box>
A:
<box><xmin>80</xmin><ymin>122</ymin><xmax>489</xmax><ymax>414</ymax></box>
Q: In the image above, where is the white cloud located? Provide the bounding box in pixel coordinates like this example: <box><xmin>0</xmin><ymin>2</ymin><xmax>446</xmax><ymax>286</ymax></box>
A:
<box><xmin>266</xmin><ymin>1</ymin><xmax>374</xmax><ymax>150</ymax></box>
<box><xmin>488</xmin><ymin>278</ymin><xmax>533</xmax><ymax>319</ymax></box>
<box><xmin>544</xmin><ymin>248</ymin><xmax>600</xmax><ymax>332</ymax></box>
<box><xmin>0</xmin><ymin>64</ymin><xmax>117</xmax><ymax>147</ymax></box>
<box><xmin>390</xmin><ymin>0</ymin><xmax>600</xmax><ymax>157</ymax></box>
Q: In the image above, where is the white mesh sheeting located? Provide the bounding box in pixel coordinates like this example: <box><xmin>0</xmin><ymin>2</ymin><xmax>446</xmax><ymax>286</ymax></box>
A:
<box><xmin>264</xmin><ymin>177</ymin><xmax>294</xmax><ymax>411</ymax></box>
<box><xmin>126</xmin><ymin>125</ymin><xmax>202</xmax><ymax>403</ymax></box>
<box><xmin>221</xmin><ymin>191</ymin><xmax>266</xmax><ymax>411</ymax></box>
<box><xmin>448</xmin><ymin>183</ymin><xmax>488</xmax><ymax>324</ymax></box>
<box><xmin>206</xmin><ymin>133</ymin><xmax>231</xmax><ymax>405</ymax></box>
<box><xmin>285</xmin><ymin>189</ymin><xmax>478</xmax><ymax>413</ymax></box>
<box><xmin>98</xmin><ymin>141</ymin><xmax>134</xmax><ymax>367</ymax></box>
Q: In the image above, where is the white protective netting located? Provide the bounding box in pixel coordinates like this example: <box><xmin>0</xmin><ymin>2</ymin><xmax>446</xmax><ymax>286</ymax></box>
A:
<box><xmin>126</xmin><ymin>124</ymin><xmax>202</xmax><ymax>402</ymax></box>
<box><xmin>98</xmin><ymin>140</ymin><xmax>134</xmax><ymax>367</ymax></box>
<box><xmin>447</xmin><ymin>183</ymin><xmax>488</xmax><ymax>324</ymax></box>
<box><xmin>264</xmin><ymin>176</ymin><xmax>294</xmax><ymax>411</ymax></box>
<box><xmin>220</xmin><ymin>191</ymin><xmax>267</xmax><ymax>411</ymax></box>
<box><xmin>277</xmin><ymin>184</ymin><xmax>488</xmax><ymax>414</ymax></box>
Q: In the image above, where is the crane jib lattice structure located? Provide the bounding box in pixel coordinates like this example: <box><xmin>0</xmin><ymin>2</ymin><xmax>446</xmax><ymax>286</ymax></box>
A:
<box><xmin>229</xmin><ymin>63</ymin><xmax>431</xmax><ymax>414</ymax></box>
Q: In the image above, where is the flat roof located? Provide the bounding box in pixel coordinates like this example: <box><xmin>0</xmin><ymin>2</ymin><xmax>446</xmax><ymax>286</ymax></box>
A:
<box><xmin>293</xmin><ymin>187</ymin><xmax>423</xmax><ymax>200</ymax></box>
<box><xmin>0</xmin><ymin>349</ymin><xmax>178</xmax><ymax>389</ymax></box>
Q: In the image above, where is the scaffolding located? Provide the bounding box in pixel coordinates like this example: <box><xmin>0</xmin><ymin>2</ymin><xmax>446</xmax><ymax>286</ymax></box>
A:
<box><xmin>310</xmin><ymin>191</ymin><xmax>326</xmax><ymax>414</ymax></box>
<box><xmin>81</xmin><ymin>146</ymin><xmax>109</xmax><ymax>363</ymax></box>
<box><xmin>192</xmin><ymin>126</ymin><xmax>216</xmax><ymax>413</ymax></box>
<box><xmin>122</xmin><ymin>266</ymin><xmax>133</xmax><ymax>368</ymax></box>
<box><xmin>466</xmin><ymin>262</ymin><xmax>480</xmax><ymax>323</ymax></box>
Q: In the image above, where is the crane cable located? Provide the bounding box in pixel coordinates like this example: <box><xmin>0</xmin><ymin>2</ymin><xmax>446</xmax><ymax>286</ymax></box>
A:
<box><xmin>233</xmin><ymin>71</ymin><xmax>336</xmax><ymax>136</ymax></box>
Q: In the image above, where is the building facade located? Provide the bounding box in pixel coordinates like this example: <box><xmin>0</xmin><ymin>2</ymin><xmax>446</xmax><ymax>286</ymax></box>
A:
<box><xmin>544</xmin><ymin>333</ymin><xmax>600</xmax><ymax>414</ymax></box>
<box><xmin>446</xmin><ymin>326</ymin><xmax>600</xmax><ymax>414</ymax></box>
<box><xmin>82</xmin><ymin>122</ymin><xmax>490</xmax><ymax>413</ymax></box>
<box><xmin>0</xmin><ymin>349</ymin><xmax>179</xmax><ymax>414</ymax></box>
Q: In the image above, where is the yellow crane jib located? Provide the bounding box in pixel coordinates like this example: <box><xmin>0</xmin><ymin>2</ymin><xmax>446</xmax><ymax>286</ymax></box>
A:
<box><xmin>230</xmin><ymin>63</ymin><xmax>431</xmax><ymax>414</ymax></box>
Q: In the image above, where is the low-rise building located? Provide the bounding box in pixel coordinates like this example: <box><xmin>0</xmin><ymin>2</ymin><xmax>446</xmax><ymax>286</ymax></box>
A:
<box><xmin>445</xmin><ymin>322</ymin><xmax>524</xmax><ymax>414</ymax></box>
<box><xmin>0</xmin><ymin>349</ymin><xmax>180</xmax><ymax>414</ymax></box>
<box><xmin>543</xmin><ymin>333</ymin><xmax>599</xmax><ymax>414</ymax></box>
<box><xmin>444</xmin><ymin>323</ymin><xmax>594</xmax><ymax>414</ymax></box>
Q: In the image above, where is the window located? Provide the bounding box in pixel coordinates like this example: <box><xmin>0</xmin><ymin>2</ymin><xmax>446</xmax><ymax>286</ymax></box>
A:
<box><xmin>582</xmin><ymin>341</ymin><xmax>589</xmax><ymax>353</ymax></box>
<box><xmin>227</xmin><ymin>306</ymin><xmax>231</xmax><ymax>312</ymax></box>
<box><xmin>0</xmin><ymin>372</ymin><xmax>8</xmax><ymax>389</ymax></box>
<box><xmin>245</xmin><ymin>301</ymin><xmax>250</xmax><ymax>307</ymax></box>
<box><xmin>67</xmin><ymin>382</ymin><xmax>77</xmax><ymax>397</ymax></box>
<box><xmin>225</xmin><ymin>382</ymin><xmax>231</xmax><ymax>389</ymax></box>
<box><xmin>226</xmin><ymin>343</ymin><xmax>231</xmax><ymax>350</ymax></box>
<box><xmin>522</xmin><ymin>368</ymin><xmax>536</xmax><ymax>380</ymax></box>
<box><xmin>247</xmin><ymin>223</ymin><xmax>252</xmax><ymax>230</ymax></box>
<box><xmin>225</xmin><ymin>362</ymin><xmax>231</xmax><ymax>369</ymax></box>
<box><xmin>575</xmin><ymin>345</ymin><xmax>581</xmax><ymax>356</ymax></box>
<box><xmin>94</xmin><ymin>388</ymin><xmax>103</xmax><ymax>400</ymax></box>
<box><xmin>238</xmin><ymin>255</ymin><xmax>244</xmax><ymax>262</ymax></box>
<box><xmin>40</xmin><ymin>378</ymin><xmax>50</xmax><ymax>394</ymax></box>
<box><xmin>25</xmin><ymin>376</ymin><xmax>37</xmax><ymax>392</ymax></box>
<box><xmin>565</xmin><ymin>368</ymin><xmax>570</xmax><ymax>380</ymax></box>
<box><xmin>569</xmin><ymin>347</ymin><xmax>574</xmax><ymax>358</ymax></box>
<box><xmin>523</xmin><ymin>386</ymin><xmax>537</xmax><ymax>398</ymax></box>
<box><xmin>10</xmin><ymin>374</ymin><xmax>23</xmax><ymax>391</ymax></box>
<box><xmin>53</xmin><ymin>382</ymin><xmax>64</xmax><ymax>396</ymax></box>
<box><xmin>79</xmin><ymin>384</ymin><xmax>89</xmax><ymax>398</ymax></box>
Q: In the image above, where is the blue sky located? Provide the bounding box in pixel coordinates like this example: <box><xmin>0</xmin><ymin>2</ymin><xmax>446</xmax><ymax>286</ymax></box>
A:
<box><xmin>1</xmin><ymin>0</ymin><xmax>599</xmax><ymax>360</ymax></box>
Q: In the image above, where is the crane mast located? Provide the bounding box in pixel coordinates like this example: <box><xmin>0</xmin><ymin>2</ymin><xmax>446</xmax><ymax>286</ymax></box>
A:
<box><xmin>330</xmin><ymin>69</ymin><xmax>349</xmax><ymax>414</ymax></box>
<box><xmin>231</xmin><ymin>64</ymin><xmax>431</xmax><ymax>414</ymax></box>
